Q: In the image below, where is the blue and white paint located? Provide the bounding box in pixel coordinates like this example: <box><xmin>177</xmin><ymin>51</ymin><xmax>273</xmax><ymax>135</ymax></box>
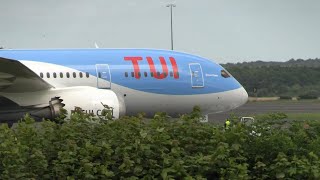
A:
<box><xmin>0</xmin><ymin>49</ymin><xmax>248</xmax><ymax>120</ymax></box>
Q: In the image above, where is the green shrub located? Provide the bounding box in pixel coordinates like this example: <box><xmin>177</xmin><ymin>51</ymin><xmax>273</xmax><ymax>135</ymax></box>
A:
<box><xmin>299</xmin><ymin>91</ymin><xmax>318</xmax><ymax>99</ymax></box>
<box><xmin>298</xmin><ymin>94</ymin><xmax>318</xmax><ymax>99</ymax></box>
<box><xmin>279</xmin><ymin>96</ymin><xmax>292</xmax><ymax>100</ymax></box>
<box><xmin>1</xmin><ymin>109</ymin><xmax>320</xmax><ymax>179</ymax></box>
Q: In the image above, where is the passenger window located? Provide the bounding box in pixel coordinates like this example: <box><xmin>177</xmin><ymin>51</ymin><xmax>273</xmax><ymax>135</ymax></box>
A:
<box><xmin>151</xmin><ymin>72</ymin><xmax>154</xmax><ymax>77</ymax></box>
<box><xmin>221</xmin><ymin>70</ymin><xmax>231</xmax><ymax>78</ymax></box>
<box><xmin>163</xmin><ymin>72</ymin><xmax>167</xmax><ymax>77</ymax></box>
<box><xmin>170</xmin><ymin>71</ymin><xmax>173</xmax><ymax>77</ymax></box>
<box><xmin>73</xmin><ymin>72</ymin><xmax>76</xmax><ymax>78</ymax></box>
<box><xmin>175</xmin><ymin>72</ymin><xmax>179</xmax><ymax>78</ymax></box>
<box><xmin>53</xmin><ymin>72</ymin><xmax>57</xmax><ymax>78</ymax></box>
<box><xmin>40</xmin><ymin>72</ymin><xmax>43</xmax><ymax>78</ymax></box>
<box><xmin>125</xmin><ymin>72</ymin><xmax>128</xmax><ymax>77</ymax></box>
<box><xmin>157</xmin><ymin>72</ymin><xmax>160</xmax><ymax>77</ymax></box>
<box><xmin>138</xmin><ymin>72</ymin><xmax>141</xmax><ymax>78</ymax></box>
<box><xmin>144</xmin><ymin>72</ymin><xmax>147</xmax><ymax>77</ymax></box>
<box><xmin>60</xmin><ymin>72</ymin><xmax>63</xmax><ymax>78</ymax></box>
<box><xmin>79</xmin><ymin>72</ymin><xmax>83</xmax><ymax>78</ymax></box>
<box><xmin>131</xmin><ymin>72</ymin><xmax>134</xmax><ymax>77</ymax></box>
<box><xmin>46</xmin><ymin>72</ymin><xmax>50</xmax><ymax>78</ymax></box>
<box><xmin>66</xmin><ymin>72</ymin><xmax>70</xmax><ymax>78</ymax></box>
<box><xmin>86</xmin><ymin>72</ymin><xmax>89</xmax><ymax>78</ymax></box>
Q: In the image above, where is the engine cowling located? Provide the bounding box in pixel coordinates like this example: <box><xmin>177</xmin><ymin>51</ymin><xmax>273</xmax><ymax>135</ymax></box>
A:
<box><xmin>0</xmin><ymin>86</ymin><xmax>126</xmax><ymax>123</ymax></box>
<box><xmin>48</xmin><ymin>87</ymin><xmax>126</xmax><ymax>119</ymax></box>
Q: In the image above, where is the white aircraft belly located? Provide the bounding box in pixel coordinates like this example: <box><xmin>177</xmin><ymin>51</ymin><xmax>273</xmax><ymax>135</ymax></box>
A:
<box><xmin>111</xmin><ymin>82</ymin><xmax>247</xmax><ymax>116</ymax></box>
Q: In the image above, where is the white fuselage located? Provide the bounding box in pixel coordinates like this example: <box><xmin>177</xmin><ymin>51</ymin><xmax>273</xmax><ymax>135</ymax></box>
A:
<box><xmin>9</xmin><ymin>60</ymin><xmax>247</xmax><ymax>117</ymax></box>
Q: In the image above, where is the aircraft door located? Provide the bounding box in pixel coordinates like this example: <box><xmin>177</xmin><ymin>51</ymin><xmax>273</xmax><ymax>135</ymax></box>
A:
<box><xmin>189</xmin><ymin>63</ymin><xmax>204</xmax><ymax>88</ymax></box>
<box><xmin>96</xmin><ymin>64</ymin><xmax>111</xmax><ymax>89</ymax></box>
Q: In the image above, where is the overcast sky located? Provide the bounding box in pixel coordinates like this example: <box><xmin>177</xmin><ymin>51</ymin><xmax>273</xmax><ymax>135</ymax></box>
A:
<box><xmin>0</xmin><ymin>0</ymin><xmax>319</xmax><ymax>63</ymax></box>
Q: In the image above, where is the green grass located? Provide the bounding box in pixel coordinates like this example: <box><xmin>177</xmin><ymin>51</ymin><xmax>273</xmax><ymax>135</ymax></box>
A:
<box><xmin>287</xmin><ymin>113</ymin><xmax>320</xmax><ymax>121</ymax></box>
<box><xmin>247</xmin><ymin>99</ymin><xmax>320</xmax><ymax>104</ymax></box>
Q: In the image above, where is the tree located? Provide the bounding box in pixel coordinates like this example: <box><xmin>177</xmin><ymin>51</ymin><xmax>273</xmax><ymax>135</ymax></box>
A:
<box><xmin>223</xmin><ymin>60</ymin><xmax>320</xmax><ymax>97</ymax></box>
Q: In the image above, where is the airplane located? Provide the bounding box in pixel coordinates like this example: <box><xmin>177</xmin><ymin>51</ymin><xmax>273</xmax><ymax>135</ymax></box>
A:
<box><xmin>0</xmin><ymin>49</ymin><xmax>248</xmax><ymax>124</ymax></box>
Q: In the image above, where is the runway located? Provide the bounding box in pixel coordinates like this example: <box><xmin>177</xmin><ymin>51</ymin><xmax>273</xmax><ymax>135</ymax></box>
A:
<box><xmin>209</xmin><ymin>100</ymin><xmax>320</xmax><ymax>123</ymax></box>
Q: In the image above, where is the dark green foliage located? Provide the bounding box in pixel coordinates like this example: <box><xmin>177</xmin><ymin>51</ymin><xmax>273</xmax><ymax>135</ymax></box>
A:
<box><xmin>1</xmin><ymin>109</ymin><xmax>320</xmax><ymax>179</ymax></box>
<box><xmin>224</xmin><ymin>58</ymin><xmax>320</xmax><ymax>68</ymax></box>
<box><xmin>279</xmin><ymin>96</ymin><xmax>292</xmax><ymax>100</ymax></box>
<box><xmin>222</xmin><ymin>59</ymin><xmax>320</xmax><ymax>97</ymax></box>
<box><xmin>298</xmin><ymin>91</ymin><xmax>318</xmax><ymax>99</ymax></box>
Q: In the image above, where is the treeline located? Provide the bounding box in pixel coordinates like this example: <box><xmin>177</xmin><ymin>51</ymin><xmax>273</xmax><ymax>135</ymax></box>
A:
<box><xmin>223</xmin><ymin>58</ymin><xmax>320</xmax><ymax>97</ymax></box>
<box><xmin>1</xmin><ymin>109</ymin><xmax>320</xmax><ymax>179</ymax></box>
<box><xmin>224</xmin><ymin>58</ymin><xmax>320</xmax><ymax>68</ymax></box>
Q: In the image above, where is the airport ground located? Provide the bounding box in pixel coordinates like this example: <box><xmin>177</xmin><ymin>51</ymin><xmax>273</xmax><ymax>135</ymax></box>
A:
<box><xmin>209</xmin><ymin>100</ymin><xmax>320</xmax><ymax>124</ymax></box>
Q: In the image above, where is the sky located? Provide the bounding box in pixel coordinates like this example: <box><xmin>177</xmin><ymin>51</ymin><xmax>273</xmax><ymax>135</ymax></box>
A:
<box><xmin>0</xmin><ymin>0</ymin><xmax>320</xmax><ymax>63</ymax></box>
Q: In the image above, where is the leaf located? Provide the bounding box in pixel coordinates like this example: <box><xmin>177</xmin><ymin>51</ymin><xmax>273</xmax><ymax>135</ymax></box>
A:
<box><xmin>157</xmin><ymin>127</ymin><xmax>165</xmax><ymax>132</ymax></box>
<box><xmin>134</xmin><ymin>165</ymin><xmax>143</xmax><ymax>174</ymax></box>
<box><xmin>140</xmin><ymin>130</ymin><xmax>147</xmax><ymax>138</ymax></box>
<box><xmin>276</xmin><ymin>172</ymin><xmax>285</xmax><ymax>179</ymax></box>
<box><xmin>231</xmin><ymin>143</ymin><xmax>241</xmax><ymax>151</ymax></box>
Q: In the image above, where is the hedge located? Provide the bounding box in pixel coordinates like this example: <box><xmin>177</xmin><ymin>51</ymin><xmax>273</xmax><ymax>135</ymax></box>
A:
<box><xmin>1</xmin><ymin>108</ymin><xmax>320</xmax><ymax>179</ymax></box>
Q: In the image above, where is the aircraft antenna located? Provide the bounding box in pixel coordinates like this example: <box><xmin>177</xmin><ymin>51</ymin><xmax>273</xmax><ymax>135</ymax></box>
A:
<box><xmin>94</xmin><ymin>42</ymin><xmax>99</xmax><ymax>49</ymax></box>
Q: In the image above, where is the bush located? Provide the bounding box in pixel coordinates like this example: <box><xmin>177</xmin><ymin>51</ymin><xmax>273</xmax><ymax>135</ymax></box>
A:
<box><xmin>298</xmin><ymin>90</ymin><xmax>318</xmax><ymax>99</ymax></box>
<box><xmin>279</xmin><ymin>96</ymin><xmax>292</xmax><ymax>100</ymax></box>
<box><xmin>298</xmin><ymin>94</ymin><xmax>318</xmax><ymax>99</ymax></box>
<box><xmin>1</xmin><ymin>109</ymin><xmax>320</xmax><ymax>179</ymax></box>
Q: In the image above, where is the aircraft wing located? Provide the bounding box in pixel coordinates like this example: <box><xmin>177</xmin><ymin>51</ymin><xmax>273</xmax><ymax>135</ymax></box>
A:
<box><xmin>0</xmin><ymin>57</ymin><xmax>53</xmax><ymax>93</ymax></box>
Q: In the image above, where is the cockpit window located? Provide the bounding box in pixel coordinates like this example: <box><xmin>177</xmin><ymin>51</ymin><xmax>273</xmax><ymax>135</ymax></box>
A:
<box><xmin>221</xmin><ymin>70</ymin><xmax>231</xmax><ymax>78</ymax></box>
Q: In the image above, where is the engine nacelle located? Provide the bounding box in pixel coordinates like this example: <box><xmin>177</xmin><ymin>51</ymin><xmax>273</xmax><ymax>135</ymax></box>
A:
<box><xmin>0</xmin><ymin>86</ymin><xmax>126</xmax><ymax>122</ymax></box>
<box><xmin>49</xmin><ymin>87</ymin><xmax>126</xmax><ymax>119</ymax></box>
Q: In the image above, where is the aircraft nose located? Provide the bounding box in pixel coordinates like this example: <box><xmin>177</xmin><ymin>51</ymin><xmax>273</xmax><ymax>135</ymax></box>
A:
<box><xmin>210</xmin><ymin>86</ymin><xmax>248</xmax><ymax>113</ymax></box>
<box><xmin>236</xmin><ymin>87</ymin><xmax>249</xmax><ymax>108</ymax></box>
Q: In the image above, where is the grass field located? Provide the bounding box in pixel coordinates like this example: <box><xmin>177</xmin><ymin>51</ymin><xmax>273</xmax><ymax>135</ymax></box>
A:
<box><xmin>249</xmin><ymin>96</ymin><xmax>320</xmax><ymax>102</ymax></box>
<box><xmin>210</xmin><ymin>99</ymin><xmax>320</xmax><ymax>123</ymax></box>
<box><xmin>287</xmin><ymin>113</ymin><xmax>320</xmax><ymax>121</ymax></box>
<box><xmin>247</xmin><ymin>99</ymin><xmax>320</xmax><ymax>104</ymax></box>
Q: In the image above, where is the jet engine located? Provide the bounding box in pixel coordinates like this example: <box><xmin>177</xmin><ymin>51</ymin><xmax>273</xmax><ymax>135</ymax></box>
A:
<box><xmin>0</xmin><ymin>86</ymin><xmax>126</xmax><ymax>125</ymax></box>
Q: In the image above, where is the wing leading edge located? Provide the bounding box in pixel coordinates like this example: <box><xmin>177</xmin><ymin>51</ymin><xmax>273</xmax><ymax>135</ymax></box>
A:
<box><xmin>0</xmin><ymin>57</ymin><xmax>53</xmax><ymax>93</ymax></box>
